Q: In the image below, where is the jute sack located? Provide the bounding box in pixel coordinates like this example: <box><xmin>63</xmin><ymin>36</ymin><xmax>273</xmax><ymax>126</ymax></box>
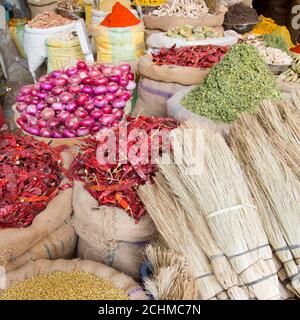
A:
<box><xmin>0</xmin><ymin>177</ymin><xmax>73</xmax><ymax>266</ymax></box>
<box><xmin>73</xmin><ymin>181</ymin><xmax>156</xmax><ymax>280</ymax></box>
<box><xmin>4</xmin><ymin>218</ymin><xmax>77</xmax><ymax>273</ymax></box>
<box><xmin>143</xmin><ymin>5</ymin><xmax>227</xmax><ymax>31</ymax></box>
<box><xmin>0</xmin><ymin>259</ymin><xmax>148</xmax><ymax>300</ymax></box>
<box><xmin>167</xmin><ymin>87</ymin><xmax>231</xmax><ymax>138</ymax></box>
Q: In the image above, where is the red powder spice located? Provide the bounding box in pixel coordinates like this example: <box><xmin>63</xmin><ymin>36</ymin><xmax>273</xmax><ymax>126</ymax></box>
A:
<box><xmin>290</xmin><ymin>44</ymin><xmax>300</xmax><ymax>54</ymax></box>
<box><xmin>100</xmin><ymin>2</ymin><xmax>141</xmax><ymax>28</ymax></box>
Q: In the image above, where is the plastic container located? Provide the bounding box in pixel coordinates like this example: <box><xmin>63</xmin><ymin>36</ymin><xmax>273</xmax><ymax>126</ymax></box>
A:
<box><xmin>8</xmin><ymin>18</ymin><xmax>29</xmax><ymax>58</ymax></box>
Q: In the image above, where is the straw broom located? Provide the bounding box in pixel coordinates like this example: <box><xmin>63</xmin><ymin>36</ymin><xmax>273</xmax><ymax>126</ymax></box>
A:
<box><xmin>158</xmin><ymin>164</ymin><xmax>250</xmax><ymax>300</ymax></box>
<box><xmin>138</xmin><ymin>173</ymin><xmax>229</xmax><ymax>300</ymax></box>
<box><xmin>256</xmin><ymin>100</ymin><xmax>300</xmax><ymax>180</ymax></box>
<box><xmin>168</xmin><ymin>123</ymin><xmax>280</xmax><ymax>300</ymax></box>
<box><xmin>229</xmin><ymin>113</ymin><xmax>300</xmax><ymax>296</ymax></box>
<box><xmin>143</xmin><ymin>245</ymin><xmax>198</xmax><ymax>300</ymax></box>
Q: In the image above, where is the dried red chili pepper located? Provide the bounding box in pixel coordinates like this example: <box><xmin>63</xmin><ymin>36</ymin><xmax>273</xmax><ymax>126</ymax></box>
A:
<box><xmin>69</xmin><ymin>116</ymin><xmax>178</xmax><ymax>222</ymax></box>
<box><xmin>152</xmin><ymin>45</ymin><xmax>229</xmax><ymax>68</ymax></box>
<box><xmin>0</xmin><ymin>133</ymin><xmax>66</xmax><ymax>229</ymax></box>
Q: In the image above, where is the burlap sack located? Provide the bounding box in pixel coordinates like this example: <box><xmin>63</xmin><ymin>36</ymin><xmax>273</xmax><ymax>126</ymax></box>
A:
<box><xmin>0</xmin><ymin>259</ymin><xmax>148</xmax><ymax>300</ymax></box>
<box><xmin>4</xmin><ymin>218</ymin><xmax>77</xmax><ymax>273</ymax></box>
<box><xmin>0</xmin><ymin>177</ymin><xmax>73</xmax><ymax>266</ymax></box>
<box><xmin>143</xmin><ymin>6</ymin><xmax>227</xmax><ymax>31</ymax></box>
<box><xmin>167</xmin><ymin>87</ymin><xmax>231</xmax><ymax>138</ymax></box>
<box><xmin>138</xmin><ymin>55</ymin><xmax>210</xmax><ymax>85</ymax></box>
<box><xmin>134</xmin><ymin>77</ymin><xmax>191</xmax><ymax>117</ymax></box>
<box><xmin>73</xmin><ymin>181</ymin><xmax>156</xmax><ymax>280</ymax></box>
<box><xmin>277</xmin><ymin>78</ymin><xmax>300</xmax><ymax>93</ymax></box>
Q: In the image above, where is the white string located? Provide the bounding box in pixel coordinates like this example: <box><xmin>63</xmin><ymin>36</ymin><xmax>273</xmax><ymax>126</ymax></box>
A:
<box><xmin>207</xmin><ymin>203</ymin><xmax>257</xmax><ymax>219</ymax></box>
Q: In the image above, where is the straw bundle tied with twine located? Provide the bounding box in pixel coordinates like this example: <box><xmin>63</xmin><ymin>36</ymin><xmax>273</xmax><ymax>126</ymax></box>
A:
<box><xmin>256</xmin><ymin>100</ymin><xmax>300</xmax><ymax>180</ymax></box>
<box><xmin>143</xmin><ymin>245</ymin><xmax>198</xmax><ymax>300</ymax></box>
<box><xmin>229</xmin><ymin>113</ymin><xmax>300</xmax><ymax>297</ymax></box>
<box><xmin>138</xmin><ymin>173</ymin><xmax>229</xmax><ymax>300</ymax></box>
<box><xmin>165</xmin><ymin>122</ymin><xmax>280</xmax><ymax>300</ymax></box>
<box><xmin>157</xmin><ymin>164</ymin><xmax>250</xmax><ymax>300</ymax></box>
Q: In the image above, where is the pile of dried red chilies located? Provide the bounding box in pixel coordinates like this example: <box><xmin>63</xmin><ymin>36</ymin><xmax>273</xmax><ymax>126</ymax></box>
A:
<box><xmin>69</xmin><ymin>116</ymin><xmax>178</xmax><ymax>221</ymax></box>
<box><xmin>152</xmin><ymin>45</ymin><xmax>228</xmax><ymax>68</ymax></box>
<box><xmin>0</xmin><ymin>133</ymin><xmax>64</xmax><ymax>229</ymax></box>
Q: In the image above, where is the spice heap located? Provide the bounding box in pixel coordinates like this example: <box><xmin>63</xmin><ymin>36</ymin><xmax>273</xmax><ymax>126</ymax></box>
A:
<box><xmin>27</xmin><ymin>12</ymin><xmax>72</xmax><ymax>29</ymax></box>
<box><xmin>182</xmin><ymin>44</ymin><xmax>281</xmax><ymax>123</ymax></box>
<box><xmin>258</xmin><ymin>47</ymin><xmax>292</xmax><ymax>66</ymax></box>
<box><xmin>290</xmin><ymin>44</ymin><xmax>300</xmax><ymax>54</ymax></box>
<box><xmin>15</xmin><ymin>61</ymin><xmax>136</xmax><ymax>138</ymax></box>
<box><xmin>252</xmin><ymin>16</ymin><xmax>277</xmax><ymax>35</ymax></box>
<box><xmin>223</xmin><ymin>3</ymin><xmax>259</xmax><ymax>24</ymax></box>
<box><xmin>151</xmin><ymin>0</ymin><xmax>209</xmax><ymax>18</ymax></box>
<box><xmin>0</xmin><ymin>270</ymin><xmax>129</xmax><ymax>300</ymax></box>
<box><xmin>100</xmin><ymin>2</ymin><xmax>141</xmax><ymax>27</ymax></box>
<box><xmin>0</xmin><ymin>133</ymin><xmax>64</xmax><ymax>229</ymax></box>
<box><xmin>152</xmin><ymin>45</ymin><xmax>228</xmax><ymax>68</ymax></box>
<box><xmin>262</xmin><ymin>34</ymin><xmax>289</xmax><ymax>53</ymax></box>
<box><xmin>279</xmin><ymin>54</ymin><xmax>300</xmax><ymax>83</ymax></box>
<box><xmin>57</xmin><ymin>0</ymin><xmax>83</xmax><ymax>11</ymax></box>
<box><xmin>167</xmin><ymin>25</ymin><xmax>222</xmax><ymax>40</ymax></box>
<box><xmin>69</xmin><ymin>116</ymin><xmax>178</xmax><ymax>221</ymax></box>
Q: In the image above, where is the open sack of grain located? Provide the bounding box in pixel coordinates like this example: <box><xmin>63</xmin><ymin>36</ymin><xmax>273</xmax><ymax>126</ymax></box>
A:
<box><xmin>0</xmin><ymin>259</ymin><xmax>148</xmax><ymax>300</ymax></box>
<box><xmin>0</xmin><ymin>134</ymin><xmax>75</xmax><ymax>272</ymax></box>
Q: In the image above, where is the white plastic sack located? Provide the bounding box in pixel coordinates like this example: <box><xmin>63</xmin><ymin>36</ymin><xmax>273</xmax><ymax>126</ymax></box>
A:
<box><xmin>24</xmin><ymin>21</ymin><xmax>78</xmax><ymax>79</ymax></box>
<box><xmin>146</xmin><ymin>30</ymin><xmax>240</xmax><ymax>49</ymax></box>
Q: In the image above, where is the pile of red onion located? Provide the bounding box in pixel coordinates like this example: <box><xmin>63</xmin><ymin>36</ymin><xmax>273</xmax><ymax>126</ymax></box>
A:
<box><xmin>15</xmin><ymin>61</ymin><xmax>136</xmax><ymax>139</ymax></box>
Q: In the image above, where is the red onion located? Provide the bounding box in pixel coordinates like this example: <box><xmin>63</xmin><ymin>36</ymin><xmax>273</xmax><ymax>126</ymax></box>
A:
<box><xmin>66</xmin><ymin>67</ymin><xmax>78</xmax><ymax>77</ymax></box>
<box><xmin>102</xmin><ymin>105</ymin><xmax>113</xmax><ymax>114</ymax></box>
<box><xmin>119</xmin><ymin>91</ymin><xmax>131</xmax><ymax>101</ymax></box>
<box><xmin>65</xmin><ymin>102</ymin><xmax>77</xmax><ymax>113</ymax></box>
<box><xmin>37</xmin><ymin>91</ymin><xmax>47</xmax><ymax>100</ymax></box>
<box><xmin>126</xmin><ymin>81</ymin><xmax>136</xmax><ymax>91</ymax></box>
<box><xmin>118</xmin><ymin>64</ymin><xmax>131</xmax><ymax>73</ymax></box>
<box><xmin>119</xmin><ymin>77</ymin><xmax>129</xmax><ymax>88</ymax></box>
<box><xmin>16</xmin><ymin>102</ymin><xmax>27</xmax><ymax>113</ymax></box>
<box><xmin>76</xmin><ymin>127</ymin><xmax>90</xmax><ymax>137</ymax></box>
<box><xmin>100</xmin><ymin>114</ymin><xmax>114</xmax><ymax>126</ymax></box>
<box><xmin>36</xmin><ymin>102</ymin><xmax>47</xmax><ymax>111</ymax></box>
<box><xmin>112</xmin><ymin>108</ymin><xmax>124</xmax><ymax>120</ymax></box>
<box><xmin>27</xmin><ymin>116</ymin><xmax>38</xmax><ymax>127</ymax></box>
<box><xmin>81</xmin><ymin>85</ymin><xmax>94</xmax><ymax>95</ymax></box>
<box><xmin>68</xmin><ymin>85</ymin><xmax>81</xmax><ymax>94</ymax></box>
<box><xmin>20</xmin><ymin>85</ymin><xmax>33</xmax><ymax>95</ymax></box>
<box><xmin>21</xmin><ymin>113</ymin><xmax>30</xmax><ymax>122</ymax></box>
<box><xmin>16</xmin><ymin>117</ymin><xmax>25</xmax><ymax>127</ymax></box>
<box><xmin>74</xmin><ymin>107</ymin><xmax>88</xmax><ymax>119</ymax></box>
<box><xmin>94</xmin><ymin>77</ymin><xmax>108</xmax><ymax>86</ymax></box>
<box><xmin>24</xmin><ymin>95</ymin><xmax>32</xmax><ymax>104</ymax></box>
<box><xmin>50</xmin><ymin>70</ymin><xmax>63</xmax><ymax>78</ymax></box>
<box><xmin>39</xmin><ymin>75</ymin><xmax>48</xmax><ymax>82</ymax></box>
<box><xmin>34</xmin><ymin>83</ymin><xmax>41</xmax><ymax>91</ymax></box>
<box><xmin>46</xmin><ymin>95</ymin><xmax>57</xmax><ymax>105</ymax></box>
<box><xmin>81</xmin><ymin>77</ymin><xmax>93</xmax><ymax>86</ymax></box>
<box><xmin>30</xmin><ymin>89</ymin><xmax>38</xmax><ymax>97</ymax></box>
<box><xmin>90</xmin><ymin>109</ymin><xmax>103</xmax><ymax>120</ymax></box>
<box><xmin>78</xmin><ymin>70</ymin><xmax>89</xmax><ymax>79</ymax></box>
<box><xmin>51</xmin><ymin>102</ymin><xmax>64</xmax><ymax>111</ymax></box>
<box><xmin>88</xmin><ymin>70</ymin><xmax>101</xmax><ymax>78</ymax></box>
<box><xmin>65</xmin><ymin>116</ymin><xmax>80</xmax><ymax>130</ymax></box>
<box><xmin>16</xmin><ymin>95</ymin><xmax>25</xmax><ymax>102</ymax></box>
<box><xmin>104</xmin><ymin>93</ymin><xmax>116</xmax><ymax>103</ymax></box>
<box><xmin>40</xmin><ymin>82</ymin><xmax>53</xmax><ymax>91</ymax></box>
<box><xmin>77</xmin><ymin>60</ymin><xmax>88</xmax><ymax>70</ymax></box>
<box><xmin>128</xmin><ymin>72</ymin><xmax>134</xmax><ymax>81</ymax></box>
<box><xmin>59</xmin><ymin>92</ymin><xmax>73</xmax><ymax>104</ymax></box>
<box><xmin>37</xmin><ymin>119</ymin><xmax>47</xmax><ymax>129</ymax></box>
<box><xmin>52</xmin><ymin>86</ymin><xmax>64</xmax><ymax>96</ymax></box>
<box><xmin>26</xmin><ymin>104</ymin><xmax>37</xmax><ymax>116</ymax></box>
<box><xmin>93</xmin><ymin>96</ymin><xmax>107</xmax><ymax>108</ymax></box>
<box><xmin>111</xmin><ymin>121</ymin><xmax>120</xmax><ymax>128</ymax></box>
<box><xmin>63</xmin><ymin>129</ymin><xmax>77</xmax><ymax>138</ymax></box>
<box><xmin>77</xmin><ymin>93</ymin><xmax>88</xmax><ymax>105</ymax></box>
<box><xmin>101</xmin><ymin>65</ymin><xmax>113</xmax><ymax>76</ymax></box>
<box><xmin>80</xmin><ymin>116</ymin><xmax>95</xmax><ymax>127</ymax></box>
<box><xmin>47</xmin><ymin>118</ymin><xmax>60</xmax><ymax>129</ymax></box>
<box><xmin>26</xmin><ymin>126</ymin><xmax>40</xmax><ymax>136</ymax></box>
<box><xmin>53</xmin><ymin>77</ymin><xmax>67</xmax><ymax>87</ymax></box>
<box><xmin>94</xmin><ymin>86</ymin><xmax>107</xmax><ymax>95</ymax></box>
<box><xmin>68</xmin><ymin>75</ymin><xmax>81</xmax><ymax>85</ymax></box>
<box><xmin>112</xmin><ymin>99</ymin><xmax>125</xmax><ymax>109</ymax></box>
<box><xmin>31</xmin><ymin>98</ymin><xmax>39</xmax><ymax>105</ymax></box>
<box><xmin>109</xmin><ymin>75</ymin><xmax>120</xmax><ymax>84</ymax></box>
<box><xmin>91</xmin><ymin>124</ymin><xmax>102</xmax><ymax>133</ymax></box>
<box><xmin>113</xmin><ymin>69</ymin><xmax>122</xmax><ymax>76</ymax></box>
<box><xmin>83</xmin><ymin>101</ymin><xmax>95</xmax><ymax>113</ymax></box>
<box><xmin>107</xmin><ymin>82</ymin><xmax>118</xmax><ymax>93</ymax></box>
<box><xmin>115</xmin><ymin>87</ymin><xmax>124</xmax><ymax>97</ymax></box>
<box><xmin>41</xmin><ymin>107</ymin><xmax>55</xmax><ymax>120</ymax></box>
<box><xmin>52</xmin><ymin>130</ymin><xmax>64</xmax><ymax>138</ymax></box>
<box><xmin>40</xmin><ymin>128</ymin><xmax>52</xmax><ymax>138</ymax></box>
<box><xmin>57</xmin><ymin>110</ymin><xmax>70</xmax><ymax>122</ymax></box>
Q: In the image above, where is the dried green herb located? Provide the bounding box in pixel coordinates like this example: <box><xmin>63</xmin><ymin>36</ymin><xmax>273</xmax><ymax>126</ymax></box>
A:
<box><xmin>182</xmin><ymin>44</ymin><xmax>282</xmax><ymax>123</ymax></box>
<box><xmin>262</xmin><ymin>34</ymin><xmax>289</xmax><ymax>53</ymax></box>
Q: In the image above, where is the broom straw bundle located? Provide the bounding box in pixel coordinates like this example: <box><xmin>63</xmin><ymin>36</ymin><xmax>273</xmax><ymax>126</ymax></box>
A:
<box><xmin>158</xmin><ymin>163</ymin><xmax>250</xmax><ymax>300</ymax></box>
<box><xmin>138</xmin><ymin>173</ymin><xmax>228</xmax><ymax>300</ymax></box>
<box><xmin>229</xmin><ymin>113</ymin><xmax>300</xmax><ymax>297</ymax></box>
<box><xmin>256</xmin><ymin>100</ymin><xmax>300</xmax><ymax>179</ymax></box>
<box><xmin>168</xmin><ymin>122</ymin><xmax>280</xmax><ymax>300</ymax></box>
<box><xmin>144</xmin><ymin>245</ymin><xmax>198</xmax><ymax>300</ymax></box>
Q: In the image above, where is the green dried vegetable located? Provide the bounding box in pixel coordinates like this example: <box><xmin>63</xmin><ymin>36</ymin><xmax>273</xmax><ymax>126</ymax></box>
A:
<box><xmin>182</xmin><ymin>44</ymin><xmax>282</xmax><ymax>123</ymax></box>
<box><xmin>262</xmin><ymin>34</ymin><xmax>289</xmax><ymax>53</ymax></box>
<box><xmin>167</xmin><ymin>25</ymin><xmax>220</xmax><ymax>40</ymax></box>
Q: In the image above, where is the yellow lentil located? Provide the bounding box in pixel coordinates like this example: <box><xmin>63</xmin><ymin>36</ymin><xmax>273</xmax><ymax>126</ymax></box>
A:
<box><xmin>252</xmin><ymin>15</ymin><xmax>277</xmax><ymax>35</ymax></box>
<box><xmin>0</xmin><ymin>270</ymin><xmax>129</xmax><ymax>300</ymax></box>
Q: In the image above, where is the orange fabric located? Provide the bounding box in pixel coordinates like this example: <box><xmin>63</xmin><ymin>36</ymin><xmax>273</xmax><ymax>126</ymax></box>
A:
<box><xmin>100</xmin><ymin>2</ymin><xmax>141</xmax><ymax>27</ymax></box>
